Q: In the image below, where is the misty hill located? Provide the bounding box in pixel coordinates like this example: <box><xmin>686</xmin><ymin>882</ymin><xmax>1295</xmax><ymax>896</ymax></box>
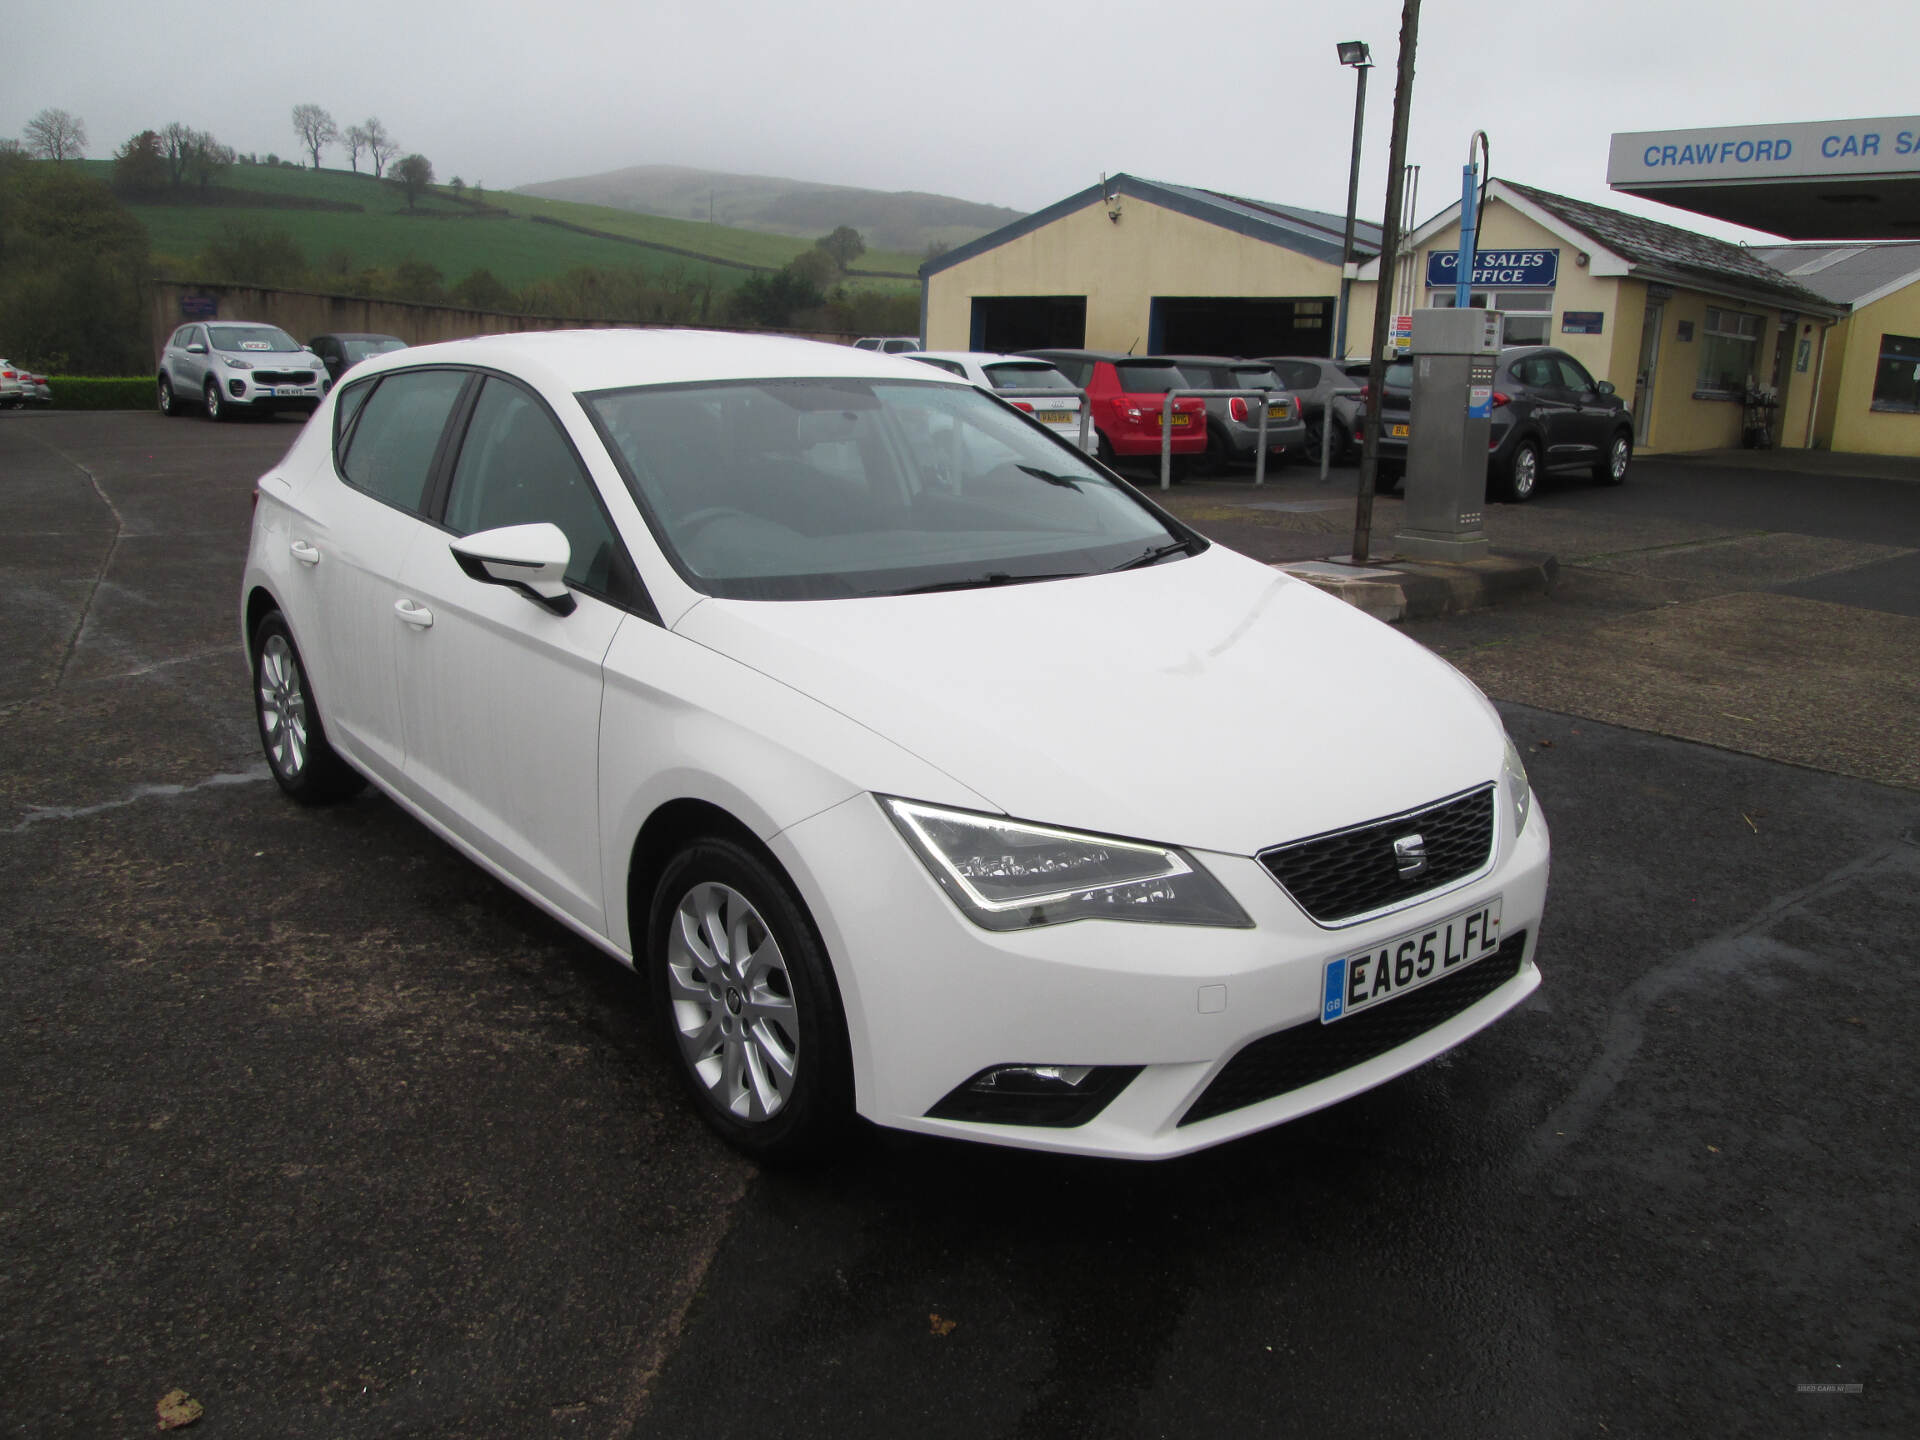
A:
<box><xmin>514</xmin><ymin>164</ymin><xmax>1023</xmax><ymax>253</ymax></box>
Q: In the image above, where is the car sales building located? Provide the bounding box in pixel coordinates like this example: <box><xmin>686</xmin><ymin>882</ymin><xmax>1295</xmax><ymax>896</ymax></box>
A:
<box><xmin>923</xmin><ymin>171</ymin><xmax>1867</xmax><ymax>455</ymax></box>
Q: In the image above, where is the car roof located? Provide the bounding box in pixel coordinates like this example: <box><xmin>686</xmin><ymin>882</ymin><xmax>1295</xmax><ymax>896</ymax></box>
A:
<box><xmin>908</xmin><ymin>350</ymin><xmax>1060</xmax><ymax>365</ymax></box>
<box><xmin>1023</xmin><ymin>349</ymin><xmax>1185</xmax><ymax>364</ymax></box>
<box><xmin>1167</xmin><ymin>355</ymin><xmax>1276</xmax><ymax>368</ymax></box>
<box><xmin>346</xmin><ymin>328</ymin><xmax>962</xmax><ymax>394</ymax></box>
<box><xmin>313</xmin><ymin>332</ymin><xmax>406</xmax><ymax>342</ymax></box>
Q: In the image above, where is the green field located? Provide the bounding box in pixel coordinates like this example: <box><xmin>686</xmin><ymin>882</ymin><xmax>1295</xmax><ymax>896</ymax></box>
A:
<box><xmin>76</xmin><ymin>161</ymin><xmax>920</xmax><ymax>293</ymax></box>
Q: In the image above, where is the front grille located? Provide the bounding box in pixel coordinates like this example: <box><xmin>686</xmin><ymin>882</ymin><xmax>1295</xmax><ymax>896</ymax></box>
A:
<box><xmin>1260</xmin><ymin>785</ymin><xmax>1494</xmax><ymax>924</ymax></box>
<box><xmin>253</xmin><ymin>369</ymin><xmax>315</xmax><ymax>385</ymax></box>
<box><xmin>1180</xmin><ymin>931</ymin><xmax>1527</xmax><ymax>1126</ymax></box>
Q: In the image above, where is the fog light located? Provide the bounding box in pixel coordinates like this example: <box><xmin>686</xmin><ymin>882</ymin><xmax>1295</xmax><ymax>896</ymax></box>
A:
<box><xmin>927</xmin><ymin>1063</ymin><xmax>1142</xmax><ymax>1128</ymax></box>
<box><xmin>228</xmin><ymin>379</ymin><xmax>245</xmax><ymax>398</ymax></box>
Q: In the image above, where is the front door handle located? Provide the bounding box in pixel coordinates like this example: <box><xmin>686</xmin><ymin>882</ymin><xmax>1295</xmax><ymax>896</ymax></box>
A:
<box><xmin>394</xmin><ymin>598</ymin><xmax>434</xmax><ymax>629</ymax></box>
<box><xmin>289</xmin><ymin>540</ymin><xmax>321</xmax><ymax>565</ymax></box>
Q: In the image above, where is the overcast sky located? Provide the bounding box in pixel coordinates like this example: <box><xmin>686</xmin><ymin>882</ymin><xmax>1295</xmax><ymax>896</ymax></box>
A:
<box><xmin>5</xmin><ymin>0</ymin><xmax>1913</xmax><ymax>244</ymax></box>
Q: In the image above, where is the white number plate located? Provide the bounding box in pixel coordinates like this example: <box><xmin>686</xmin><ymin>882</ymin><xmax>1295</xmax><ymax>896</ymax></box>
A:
<box><xmin>1321</xmin><ymin>897</ymin><xmax>1503</xmax><ymax>1024</ymax></box>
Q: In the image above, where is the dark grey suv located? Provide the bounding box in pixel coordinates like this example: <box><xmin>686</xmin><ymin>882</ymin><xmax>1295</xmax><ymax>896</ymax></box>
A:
<box><xmin>1355</xmin><ymin>345</ymin><xmax>1634</xmax><ymax>502</ymax></box>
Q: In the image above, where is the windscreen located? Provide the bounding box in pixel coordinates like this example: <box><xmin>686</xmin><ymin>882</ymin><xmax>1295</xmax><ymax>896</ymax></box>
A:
<box><xmin>982</xmin><ymin>362</ymin><xmax>1075</xmax><ymax>393</ymax></box>
<box><xmin>588</xmin><ymin>378</ymin><xmax>1182</xmax><ymax>601</ymax></box>
<box><xmin>1113</xmin><ymin>362</ymin><xmax>1187</xmax><ymax>395</ymax></box>
<box><xmin>209</xmin><ymin>325</ymin><xmax>301</xmax><ymax>353</ymax></box>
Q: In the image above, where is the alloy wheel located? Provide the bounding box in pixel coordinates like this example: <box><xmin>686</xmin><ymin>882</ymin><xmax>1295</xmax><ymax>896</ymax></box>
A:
<box><xmin>257</xmin><ymin>634</ymin><xmax>309</xmax><ymax>781</ymax></box>
<box><xmin>665</xmin><ymin>881</ymin><xmax>800</xmax><ymax>1123</ymax></box>
<box><xmin>1610</xmin><ymin>437</ymin><xmax>1630</xmax><ymax>480</ymax></box>
<box><xmin>157</xmin><ymin>375</ymin><xmax>173</xmax><ymax>416</ymax></box>
<box><xmin>1511</xmin><ymin>444</ymin><xmax>1538</xmax><ymax>500</ymax></box>
<box><xmin>204</xmin><ymin>379</ymin><xmax>223</xmax><ymax>421</ymax></box>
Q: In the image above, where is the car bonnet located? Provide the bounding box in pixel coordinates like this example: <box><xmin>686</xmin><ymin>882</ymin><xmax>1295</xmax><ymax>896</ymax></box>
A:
<box><xmin>670</xmin><ymin>546</ymin><xmax>1503</xmax><ymax>856</ymax></box>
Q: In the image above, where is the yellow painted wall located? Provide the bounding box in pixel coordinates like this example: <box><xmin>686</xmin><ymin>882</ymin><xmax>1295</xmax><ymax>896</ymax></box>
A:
<box><xmin>924</xmin><ymin>197</ymin><xmax>1343</xmax><ymax>352</ymax></box>
<box><xmin>1821</xmin><ymin>282</ymin><xmax>1920</xmax><ymax>455</ymax></box>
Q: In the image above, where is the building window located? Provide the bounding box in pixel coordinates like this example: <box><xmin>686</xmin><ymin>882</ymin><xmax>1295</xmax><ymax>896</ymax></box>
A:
<box><xmin>1695</xmin><ymin>308</ymin><xmax>1763</xmax><ymax>397</ymax></box>
<box><xmin>1870</xmin><ymin>334</ymin><xmax>1920</xmax><ymax>413</ymax></box>
<box><xmin>1428</xmin><ymin>288</ymin><xmax>1553</xmax><ymax>346</ymax></box>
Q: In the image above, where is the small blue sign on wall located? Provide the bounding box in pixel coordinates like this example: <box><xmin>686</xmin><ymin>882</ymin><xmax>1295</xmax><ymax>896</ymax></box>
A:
<box><xmin>1562</xmin><ymin>311</ymin><xmax>1604</xmax><ymax>335</ymax></box>
<box><xmin>1427</xmin><ymin>248</ymin><xmax>1560</xmax><ymax>289</ymax></box>
<box><xmin>180</xmin><ymin>294</ymin><xmax>218</xmax><ymax>318</ymax></box>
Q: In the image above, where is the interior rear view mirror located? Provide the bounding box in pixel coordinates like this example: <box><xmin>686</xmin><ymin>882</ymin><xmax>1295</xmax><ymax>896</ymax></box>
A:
<box><xmin>450</xmin><ymin>522</ymin><xmax>575</xmax><ymax>615</ymax></box>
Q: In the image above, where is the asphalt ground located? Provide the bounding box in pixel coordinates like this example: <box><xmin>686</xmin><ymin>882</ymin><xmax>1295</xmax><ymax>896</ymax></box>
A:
<box><xmin>3</xmin><ymin>411</ymin><xmax>1916</xmax><ymax>1438</ymax></box>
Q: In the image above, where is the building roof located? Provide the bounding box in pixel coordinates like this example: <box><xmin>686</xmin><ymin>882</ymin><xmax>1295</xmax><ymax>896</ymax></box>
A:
<box><xmin>921</xmin><ymin>174</ymin><xmax>1381</xmax><ymax>279</ymax></box>
<box><xmin>1501</xmin><ymin>181</ymin><xmax>1836</xmax><ymax>313</ymax></box>
<box><xmin>1365</xmin><ymin>178</ymin><xmax>1846</xmax><ymax>318</ymax></box>
<box><xmin>1747</xmin><ymin>241</ymin><xmax>1920</xmax><ymax>310</ymax></box>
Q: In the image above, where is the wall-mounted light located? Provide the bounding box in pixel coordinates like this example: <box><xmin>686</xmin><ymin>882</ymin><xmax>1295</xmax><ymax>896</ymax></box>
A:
<box><xmin>1576</xmin><ymin>251</ymin><xmax>1590</xmax><ymax>267</ymax></box>
<box><xmin>1101</xmin><ymin>172</ymin><xmax>1122</xmax><ymax>223</ymax></box>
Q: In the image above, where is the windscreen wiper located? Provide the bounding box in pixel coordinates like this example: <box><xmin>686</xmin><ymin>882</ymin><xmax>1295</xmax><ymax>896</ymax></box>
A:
<box><xmin>889</xmin><ymin>570</ymin><xmax>1082</xmax><ymax>596</ymax></box>
<box><xmin>1107</xmin><ymin>538</ymin><xmax>1197</xmax><ymax>572</ymax></box>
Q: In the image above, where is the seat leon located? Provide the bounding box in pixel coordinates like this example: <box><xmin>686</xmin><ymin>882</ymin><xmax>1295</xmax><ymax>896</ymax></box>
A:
<box><xmin>241</xmin><ymin>330</ymin><xmax>1549</xmax><ymax>1160</ymax></box>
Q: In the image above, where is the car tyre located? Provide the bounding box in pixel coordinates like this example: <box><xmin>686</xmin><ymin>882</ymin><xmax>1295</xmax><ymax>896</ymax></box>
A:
<box><xmin>649</xmin><ymin>837</ymin><xmax>853</xmax><ymax>1161</ymax></box>
<box><xmin>1502</xmin><ymin>438</ymin><xmax>1541</xmax><ymax>503</ymax></box>
<box><xmin>1203</xmin><ymin>420</ymin><xmax>1235</xmax><ymax>476</ymax></box>
<box><xmin>157</xmin><ymin>374</ymin><xmax>179</xmax><ymax>417</ymax></box>
<box><xmin>1596</xmin><ymin>430</ymin><xmax>1631</xmax><ymax>485</ymax></box>
<box><xmin>1095</xmin><ymin>430</ymin><xmax>1117</xmax><ymax>468</ymax></box>
<box><xmin>251</xmin><ymin>611</ymin><xmax>365</xmax><ymax>804</ymax></box>
<box><xmin>204</xmin><ymin>378</ymin><xmax>228</xmax><ymax>423</ymax></box>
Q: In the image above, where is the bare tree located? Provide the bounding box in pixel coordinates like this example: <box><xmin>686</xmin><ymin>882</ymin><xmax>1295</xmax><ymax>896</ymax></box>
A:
<box><xmin>390</xmin><ymin>153</ymin><xmax>434</xmax><ymax>210</ymax></box>
<box><xmin>186</xmin><ymin>133</ymin><xmax>235</xmax><ymax>191</ymax></box>
<box><xmin>160</xmin><ymin>122</ymin><xmax>197</xmax><ymax>186</ymax></box>
<box><xmin>290</xmin><ymin>104</ymin><xmax>337</xmax><ymax>169</ymax></box>
<box><xmin>361</xmin><ymin>117</ymin><xmax>398</xmax><ymax>179</ymax></box>
<box><xmin>343</xmin><ymin>123</ymin><xmax>367</xmax><ymax>173</ymax></box>
<box><xmin>23</xmin><ymin>107</ymin><xmax>87</xmax><ymax>164</ymax></box>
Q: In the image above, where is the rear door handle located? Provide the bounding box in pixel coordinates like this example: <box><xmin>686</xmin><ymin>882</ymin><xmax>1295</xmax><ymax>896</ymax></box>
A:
<box><xmin>289</xmin><ymin>540</ymin><xmax>321</xmax><ymax>565</ymax></box>
<box><xmin>394</xmin><ymin>598</ymin><xmax>434</xmax><ymax>628</ymax></box>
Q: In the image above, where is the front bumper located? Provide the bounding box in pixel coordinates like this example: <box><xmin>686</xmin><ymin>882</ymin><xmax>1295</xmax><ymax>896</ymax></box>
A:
<box><xmin>773</xmin><ymin>790</ymin><xmax>1550</xmax><ymax>1159</ymax></box>
<box><xmin>221</xmin><ymin>370</ymin><xmax>326</xmax><ymax>408</ymax></box>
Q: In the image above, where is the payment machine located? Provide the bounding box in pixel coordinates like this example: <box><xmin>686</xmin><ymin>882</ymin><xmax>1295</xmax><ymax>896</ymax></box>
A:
<box><xmin>1395</xmin><ymin>307</ymin><xmax>1502</xmax><ymax>562</ymax></box>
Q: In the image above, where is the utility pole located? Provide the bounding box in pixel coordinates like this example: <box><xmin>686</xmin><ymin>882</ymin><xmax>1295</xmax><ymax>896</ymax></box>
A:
<box><xmin>1350</xmin><ymin>0</ymin><xmax>1422</xmax><ymax>567</ymax></box>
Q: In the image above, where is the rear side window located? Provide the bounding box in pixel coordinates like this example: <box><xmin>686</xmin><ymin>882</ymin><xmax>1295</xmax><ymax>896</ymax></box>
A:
<box><xmin>1043</xmin><ymin>356</ymin><xmax>1093</xmax><ymax>386</ymax></box>
<box><xmin>1512</xmin><ymin>357</ymin><xmax>1557</xmax><ymax>388</ymax></box>
<box><xmin>906</xmin><ymin>356</ymin><xmax>968</xmax><ymax>378</ymax></box>
<box><xmin>1274</xmin><ymin>360</ymin><xmax>1319</xmax><ymax>390</ymax></box>
<box><xmin>337</xmin><ymin>368</ymin><xmax>469</xmax><ymax>513</ymax></box>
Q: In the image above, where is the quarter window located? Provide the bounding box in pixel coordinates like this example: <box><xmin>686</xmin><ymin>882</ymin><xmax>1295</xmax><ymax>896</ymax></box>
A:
<box><xmin>1696</xmin><ymin>308</ymin><xmax>1763</xmax><ymax>397</ymax></box>
<box><xmin>443</xmin><ymin>378</ymin><xmax>626</xmax><ymax>594</ymax></box>
<box><xmin>337</xmin><ymin>368</ymin><xmax>468</xmax><ymax>513</ymax></box>
<box><xmin>1869</xmin><ymin>334</ymin><xmax>1920</xmax><ymax>413</ymax></box>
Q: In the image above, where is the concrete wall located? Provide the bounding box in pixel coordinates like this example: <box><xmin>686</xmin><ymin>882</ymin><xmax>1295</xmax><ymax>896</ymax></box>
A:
<box><xmin>1820</xmin><ymin>283</ymin><xmax>1920</xmax><ymax>455</ymax></box>
<box><xmin>149</xmin><ymin>281</ymin><xmax>854</xmax><ymax>366</ymax></box>
<box><xmin>924</xmin><ymin>197</ymin><xmax>1343</xmax><ymax>352</ymax></box>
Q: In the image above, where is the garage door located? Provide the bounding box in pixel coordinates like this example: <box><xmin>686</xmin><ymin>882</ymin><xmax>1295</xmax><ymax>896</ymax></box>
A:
<box><xmin>1149</xmin><ymin>297</ymin><xmax>1333</xmax><ymax>357</ymax></box>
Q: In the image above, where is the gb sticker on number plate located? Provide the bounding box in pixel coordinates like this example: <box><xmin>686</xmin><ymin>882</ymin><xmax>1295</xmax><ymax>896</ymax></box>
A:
<box><xmin>1320</xmin><ymin>898</ymin><xmax>1502</xmax><ymax>1023</ymax></box>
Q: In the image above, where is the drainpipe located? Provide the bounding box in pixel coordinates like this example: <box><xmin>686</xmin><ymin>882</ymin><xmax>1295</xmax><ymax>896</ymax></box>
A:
<box><xmin>1802</xmin><ymin>320</ymin><xmax>1835</xmax><ymax>450</ymax></box>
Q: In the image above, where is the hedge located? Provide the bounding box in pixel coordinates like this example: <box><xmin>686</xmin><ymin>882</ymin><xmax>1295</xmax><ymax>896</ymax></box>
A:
<box><xmin>46</xmin><ymin>377</ymin><xmax>155</xmax><ymax>410</ymax></box>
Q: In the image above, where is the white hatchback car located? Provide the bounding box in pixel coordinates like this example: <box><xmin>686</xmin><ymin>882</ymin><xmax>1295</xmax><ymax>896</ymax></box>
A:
<box><xmin>902</xmin><ymin>350</ymin><xmax>1093</xmax><ymax>453</ymax></box>
<box><xmin>241</xmin><ymin>329</ymin><xmax>1548</xmax><ymax>1160</ymax></box>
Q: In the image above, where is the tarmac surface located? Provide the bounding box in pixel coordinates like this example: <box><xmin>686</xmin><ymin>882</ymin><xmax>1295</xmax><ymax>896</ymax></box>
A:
<box><xmin>3</xmin><ymin>412</ymin><xmax>1916</xmax><ymax>1438</ymax></box>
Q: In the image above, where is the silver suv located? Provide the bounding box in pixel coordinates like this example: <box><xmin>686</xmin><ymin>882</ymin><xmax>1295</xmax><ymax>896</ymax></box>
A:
<box><xmin>157</xmin><ymin>322</ymin><xmax>328</xmax><ymax>421</ymax></box>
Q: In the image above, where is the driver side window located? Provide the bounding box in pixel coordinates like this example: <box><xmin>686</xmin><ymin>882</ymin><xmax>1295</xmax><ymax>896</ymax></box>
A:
<box><xmin>443</xmin><ymin>377</ymin><xmax>627</xmax><ymax>597</ymax></box>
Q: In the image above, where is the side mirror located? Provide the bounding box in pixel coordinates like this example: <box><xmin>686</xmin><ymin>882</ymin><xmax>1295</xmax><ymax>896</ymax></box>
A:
<box><xmin>187</xmin><ymin>343</ymin><xmax>207</xmax><ymax>354</ymax></box>
<box><xmin>1594</xmin><ymin>380</ymin><xmax>1616</xmax><ymax>396</ymax></box>
<box><xmin>450</xmin><ymin>522</ymin><xmax>575</xmax><ymax>616</ymax></box>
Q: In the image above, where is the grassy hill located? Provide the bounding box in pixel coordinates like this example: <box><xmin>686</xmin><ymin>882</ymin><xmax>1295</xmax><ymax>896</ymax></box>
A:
<box><xmin>515</xmin><ymin>163</ymin><xmax>1020</xmax><ymax>254</ymax></box>
<box><xmin>80</xmin><ymin>161</ymin><xmax>922</xmax><ymax>294</ymax></box>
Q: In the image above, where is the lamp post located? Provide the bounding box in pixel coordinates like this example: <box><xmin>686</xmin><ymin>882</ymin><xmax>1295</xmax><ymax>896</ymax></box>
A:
<box><xmin>1334</xmin><ymin>40</ymin><xmax>1372</xmax><ymax>361</ymax></box>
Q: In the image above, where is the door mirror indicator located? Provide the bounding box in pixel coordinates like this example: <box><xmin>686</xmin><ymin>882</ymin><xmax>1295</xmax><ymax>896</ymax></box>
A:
<box><xmin>450</xmin><ymin>522</ymin><xmax>576</xmax><ymax>616</ymax></box>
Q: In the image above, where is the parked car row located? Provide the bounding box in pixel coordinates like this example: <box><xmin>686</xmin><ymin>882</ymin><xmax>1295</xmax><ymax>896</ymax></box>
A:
<box><xmin>1</xmin><ymin>359</ymin><xmax>52</xmax><ymax>408</ymax></box>
<box><xmin>902</xmin><ymin>351</ymin><xmax>1093</xmax><ymax>452</ymax></box>
<box><xmin>157</xmin><ymin>324</ymin><xmax>407</xmax><ymax>421</ymax></box>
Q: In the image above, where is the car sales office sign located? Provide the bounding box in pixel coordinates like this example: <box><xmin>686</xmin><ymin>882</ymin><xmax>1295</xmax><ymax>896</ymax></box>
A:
<box><xmin>1426</xmin><ymin>248</ymin><xmax>1559</xmax><ymax>289</ymax></box>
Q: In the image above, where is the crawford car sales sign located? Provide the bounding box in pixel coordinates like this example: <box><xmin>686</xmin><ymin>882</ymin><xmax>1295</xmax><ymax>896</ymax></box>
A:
<box><xmin>1427</xmin><ymin>248</ymin><xmax>1560</xmax><ymax>289</ymax></box>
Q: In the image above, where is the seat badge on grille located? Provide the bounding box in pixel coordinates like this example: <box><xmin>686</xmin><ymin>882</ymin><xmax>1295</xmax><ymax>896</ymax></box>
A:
<box><xmin>1393</xmin><ymin>833</ymin><xmax>1428</xmax><ymax>878</ymax></box>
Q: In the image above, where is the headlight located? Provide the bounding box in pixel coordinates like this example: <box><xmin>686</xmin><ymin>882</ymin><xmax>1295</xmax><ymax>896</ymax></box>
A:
<box><xmin>881</xmin><ymin>798</ymin><xmax>1252</xmax><ymax>931</ymax></box>
<box><xmin>222</xmin><ymin>357</ymin><xmax>253</xmax><ymax>370</ymax></box>
<box><xmin>1503</xmin><ymin>735</ymin><xmax>1532</xmax><ymax>838</ymax></box>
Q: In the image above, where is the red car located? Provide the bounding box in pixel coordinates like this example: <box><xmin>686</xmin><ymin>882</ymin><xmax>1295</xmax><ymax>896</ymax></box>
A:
<box><xmin>1020</xmin><ymin>349</ymin><xmax>1209</xmax><ymax>464</ymax></box>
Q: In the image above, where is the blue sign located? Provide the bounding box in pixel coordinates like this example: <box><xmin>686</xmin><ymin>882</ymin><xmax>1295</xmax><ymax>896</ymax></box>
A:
<box><xmin>180</xmin><ymin>294</ymin><xmax>218</xmax><ymax>318</ymax></box>
<box><xmin>1562</xmin><ymin>311</ymin><xmax>1604</xmax><ymax>335</ymax></box>
<box><xmin>1426</xmin><ymin>248</ymin><xmax>1559</xmax><ymax>289</ymax></box>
